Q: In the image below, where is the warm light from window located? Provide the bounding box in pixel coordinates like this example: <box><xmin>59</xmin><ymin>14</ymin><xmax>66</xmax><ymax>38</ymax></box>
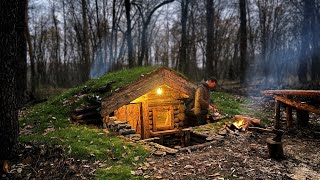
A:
<box><xmin>157</xmin><ymin>87</ymin><xmax>163</xmax><ymax>95</ymax></box>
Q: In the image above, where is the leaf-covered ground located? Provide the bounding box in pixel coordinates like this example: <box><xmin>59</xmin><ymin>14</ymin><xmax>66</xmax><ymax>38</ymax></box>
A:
<box><xmin>133</xmin><ymin>96</ymin><xmax>320</xmax><ymax>179</ymax></box>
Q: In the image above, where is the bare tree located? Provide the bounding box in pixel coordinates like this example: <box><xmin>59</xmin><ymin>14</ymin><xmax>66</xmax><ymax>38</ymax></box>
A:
<box><xmin>178</xmin><ymin>0</ymin><xmax>189</xmax><ymax>74</ymax></box>
<box><xmin>239</xmin><ymin>0</ymin><xmax>247</xmax><ymax>84</ymax></box>
<box><xmin>0</xmin><ymin>0</ymin><xmax>26</xmax><ymax>169</ymax></box>
<box><xmin>125</xmin><ymin>0</ymin><xmax>135</xmax><ymax>67</ymax></box>
<box><xmin>206</xmin><ymin>0</ymin><xmax>215</xmax><ymax>77</ymax></box>
<box><xmin>135</xmin><ymin>0</ymin><xmax>174</xmax><ymax>66</ymax></box>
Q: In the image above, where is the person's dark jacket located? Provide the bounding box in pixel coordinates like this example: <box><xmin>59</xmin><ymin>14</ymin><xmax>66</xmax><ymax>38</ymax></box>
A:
<box><xmin>194</xmin><ymin>82</ymin><xmax>211</xmax><ymax>115</ymax></box>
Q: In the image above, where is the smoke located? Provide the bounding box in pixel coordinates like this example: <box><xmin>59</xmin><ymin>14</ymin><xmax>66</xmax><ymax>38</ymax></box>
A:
<box><xmin>245</xmin><ymin>37</ymin><xmax>303</xmax><ymax>95</ymax></box>
<box><xmin>90</xmin><ymin>48</ymin><xmax>110</xmax><ymax>79</ymax></box>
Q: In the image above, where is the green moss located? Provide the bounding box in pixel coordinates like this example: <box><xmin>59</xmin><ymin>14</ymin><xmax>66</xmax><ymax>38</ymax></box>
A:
<box><xmin>19</xmin><ymin>66</ymin><xmax>158</xmax><ymax>179</ymax></box>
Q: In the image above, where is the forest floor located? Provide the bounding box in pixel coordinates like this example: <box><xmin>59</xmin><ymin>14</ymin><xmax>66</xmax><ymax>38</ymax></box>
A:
<box><xmin>3</xmin><ymin>81</ymin><xmax>320</xmax><ymax>179</ymax></box>
<box><xmin>133</xmin><ymin>96</ymin><xmax>320</xmax><ymax>179</ymax></box>
<box><xmin>135</xmin><ymin>126</ymin><xmax>320</xmax><ymax>179</ymax></box>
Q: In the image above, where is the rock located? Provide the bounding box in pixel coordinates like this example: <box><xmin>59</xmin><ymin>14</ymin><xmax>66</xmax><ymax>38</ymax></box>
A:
<box><xmin>218</xmin><ymin>129</ymin><xmax>227</xmax><ymax>136</ymax></box>
<box><xmin>184</xmin><ymin>165</ymin><xmax>194</xmax><ymax>169</ymax></box>
<box><xmin>126</xmin><ymin>134</ymin><xmax>141</xmax><ymax>141</ymax></box>
<box><xmin>17</xmin><ymin>168</ymin><xmax>22</xmax><ymax>174</ymax></box>
<box><xmin>154</xmin><ymin>150</ymin><xmax>166</xmax><ymax>156</ymax></box>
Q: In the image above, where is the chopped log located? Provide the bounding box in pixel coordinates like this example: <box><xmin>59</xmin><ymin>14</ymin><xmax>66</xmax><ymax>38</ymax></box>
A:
<box><xmin>274</xmin><ymin>95</ymin><xmax>320</xmax><ymax>114</ymax></box>
<box><xmin>73</xmin><ymin>105</ymin><xmax>100</xmax><ymax>115</ymax></box>
<box><xmin>119</xmin><ymin>129</ymin><xmax>136</xmax><ymax>135</ymax></box>
<box><xmin>261</xmin><ymin>90</ymin><xmax>320</xmax><ymax>96</ymax></box>
<box><xmin>117</xmin><ymin>124</ymin><xmax>127</xmax><ymax>129</ymax></box>
<box><xmin>149</xmin><ymin>142</ymin><xmax>179</xmax><ymax>155</ymax></box>
<box><xmin>234</xmin><ymin>115</ymin><xmax>261</xmax><ymax>124</ymax></box>
<box><xmin>139</xmin><ymin>137</ymin><xmax>160</xmax><ymax>143</ymax></box>
<box><xmin>266</xmin><ymin>138</ymin><xmax>284</xmax><ymax>159</ymax></box>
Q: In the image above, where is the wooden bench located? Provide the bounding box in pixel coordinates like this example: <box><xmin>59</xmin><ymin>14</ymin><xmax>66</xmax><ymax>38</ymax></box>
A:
<box><xmin>261</xmin><ymin>90</ymin><xmax>320</xmax><ymax>129</ymax></box>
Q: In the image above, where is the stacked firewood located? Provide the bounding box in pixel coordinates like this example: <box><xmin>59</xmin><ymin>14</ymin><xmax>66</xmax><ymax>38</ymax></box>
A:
<box><xmin>71</xmin><ymin>105</ymin><xmax>102</xmax><ymax>125</ymax></box>
<box><xmin>107</xmin><ymin>117</ymin><xmax>141</xmax><ymax>140</ymax></box>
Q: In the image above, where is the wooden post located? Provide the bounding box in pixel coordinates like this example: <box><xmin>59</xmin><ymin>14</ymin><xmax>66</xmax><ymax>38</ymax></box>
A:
<box><xmin>296</xmin><ymin>109</ymin><xmax>309</xmax><ymax>127</ymax></box>
<box><xmin>141</xmin><ymin>101</ymin><xmax>150</xmax><ymax>139</ymax></box>
<box><xmin>274</xmin><ymin>100</ymin><xmax>281</xmax><ymax>129</ymax></box>
<box><xmin>285</xmin><ymin>106</ymin><xmax>293</xmax><ymax>128</ymax></box>
<box><xmin>266</xmin><ymin>138</ymin><xmax>284</xmax><ymax>159</ymax></box>
<box><xmin>182</xmin><ymin>128</ymin><xmax>191</xmax><ymax>147</ymax></box>
<box><xmin>154</xmin><ymin>134</ymin><xmax>164</xmax><ymax>144</ymax></box>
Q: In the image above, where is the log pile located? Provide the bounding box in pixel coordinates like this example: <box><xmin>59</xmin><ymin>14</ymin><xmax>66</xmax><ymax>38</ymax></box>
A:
<box><xmin>107</xmin><ymin>116</ymin><xmax>141</xmax><ymax>141</ymax></box>
<box><xmin>70</xmin><ymin>105</ymin><xmax>102</xmax><ymax>125</ymax></box>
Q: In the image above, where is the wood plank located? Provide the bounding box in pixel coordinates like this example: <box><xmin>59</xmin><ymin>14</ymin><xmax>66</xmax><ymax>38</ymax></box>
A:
<box><xmin>261</xmin><ymin>90</ymin><xmax>320</xmax><ymax>96</ymax></box>
<box><xmin>274</xmin><ymin>95</ymin><xmax>320</xmax><ymax>114</ymax></box>
<box><xmin>150</xmin><ymin>129</ymin><xmax>179</xmax><ymax>136</ymax></box>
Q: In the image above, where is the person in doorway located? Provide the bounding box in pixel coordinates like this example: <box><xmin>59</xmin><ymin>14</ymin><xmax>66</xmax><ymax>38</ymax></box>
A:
<box><xmin>194</xmin><ymin>77</ymin><xmax>217</xmax><ymax>125</ymax></box>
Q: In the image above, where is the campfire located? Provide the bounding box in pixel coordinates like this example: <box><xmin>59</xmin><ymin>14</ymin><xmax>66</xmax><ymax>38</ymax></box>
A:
<box><xmin>226</xmin><ymin>115</ymin><xmax>261</xmax><ymax>132</ymax></box>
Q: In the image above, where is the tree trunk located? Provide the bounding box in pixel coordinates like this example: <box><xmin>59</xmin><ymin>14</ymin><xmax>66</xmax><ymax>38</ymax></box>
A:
<box><xmin>26</xmin><ymin>0</ymin><xmax>36</xmax><ymax>94</ymax></box>
<box><xmin>299</xmin><ymin>0</ymin><xmax>312</xmax><ymax>83</ymax></box>
<box><xmin>310</xmin><ymin>0</ymin><xmax>320</xmax><ymax>82</ymax></box>
<box><xmin>81</xmin><ymin>0</ymin><xmax>90</xmax><ymax>82</ymax></box>
<box><xmin>125</xmin><ymin>0</ymin><xmax>135</xmax><ymax>68</ymax></box>
<box><xmin>0</xmin><ymin>0</ymin><xmax>23</xmax><ymax>165</ymax></box>
<box><xmin>206</xmin><ymin>0</ymin><xmax>215</xmax><ymax>77</ymax></box>
<box><xmin>178</xmin><ymin>0</ymin><xmax>189</xmax><ymax>74</ymax></box>
<box><xmin>16</xmin><ymin>0</ymin><xmax>28</xmax><ymax>107</ymax></box>
<box><xmin>239</xmin><ymin>0</ymin><xmax>247</xmax><ymax>85</ymax></box>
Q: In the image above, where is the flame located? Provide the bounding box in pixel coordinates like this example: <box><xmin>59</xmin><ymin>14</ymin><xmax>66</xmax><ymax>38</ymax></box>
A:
<box><xmin>233</xmin><ymin>119</ymin><xmax>245</xmax><ymax>129</ymax></box>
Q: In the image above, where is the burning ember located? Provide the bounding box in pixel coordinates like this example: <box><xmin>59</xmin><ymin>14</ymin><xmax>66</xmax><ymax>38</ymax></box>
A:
<box><xmin>233</xmin><ymin>119</ymin><xmax>245</xmax><ymax>129</ymax></box>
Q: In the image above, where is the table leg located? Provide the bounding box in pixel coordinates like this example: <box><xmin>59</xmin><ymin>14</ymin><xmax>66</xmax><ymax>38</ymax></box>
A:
<box><xmin>274</xmin><ymin>100</ymin><xmax>281</xmax><ymax>129</ymax></box>
<box><xmin>296</xmin><ymin>109</ymin><xmax>309</xmax><ymax>127</ymax></box>
<box><xmin>286</xmin><ymin>106</ymin><xmax>293</xmax><ymax>128</ymax></box>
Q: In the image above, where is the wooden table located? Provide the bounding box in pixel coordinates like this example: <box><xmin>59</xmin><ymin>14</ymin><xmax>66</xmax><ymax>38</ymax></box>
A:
<box><xmin>261</xmin><ymin>90</ymin><xmax>320</xmax><ymax>129</ymax></box>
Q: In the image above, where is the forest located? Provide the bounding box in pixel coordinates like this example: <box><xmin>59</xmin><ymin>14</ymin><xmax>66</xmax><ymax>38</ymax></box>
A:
<box><xmin>0</xmin><ymin>0</ymin><xmax>320</xmax><ymax>179</ymax></box>
<box><xmin>25</xmin><ymin>0</ymin><xmax>320</xmax><ymax>92</ymax></box>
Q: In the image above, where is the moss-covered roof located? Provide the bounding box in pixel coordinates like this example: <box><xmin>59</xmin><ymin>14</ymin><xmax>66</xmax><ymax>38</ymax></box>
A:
<box><xmin>100</xmin><ymin>67</ymin><xmax>197</xmax><ymax>117</ymax></box>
